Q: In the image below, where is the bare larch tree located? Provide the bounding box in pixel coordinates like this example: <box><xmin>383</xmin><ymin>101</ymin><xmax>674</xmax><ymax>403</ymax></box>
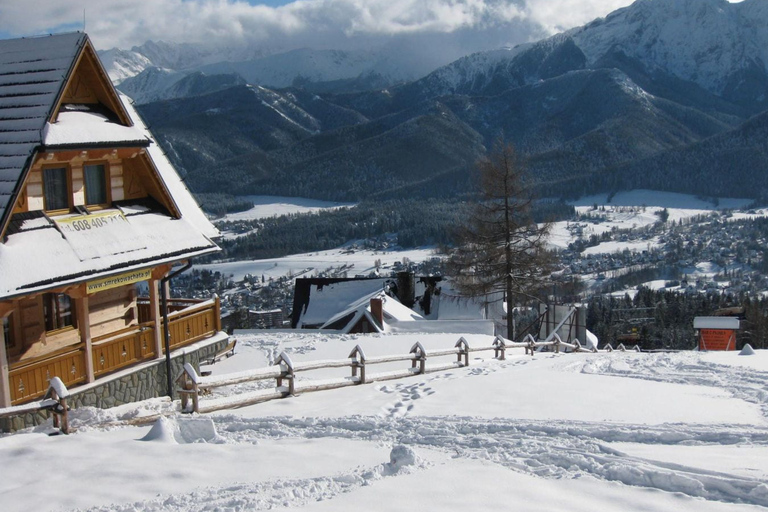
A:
<box><xmin>447</xmin><ymin>139</ymin><xmax>551</xmax><ymax>340</ymax></box>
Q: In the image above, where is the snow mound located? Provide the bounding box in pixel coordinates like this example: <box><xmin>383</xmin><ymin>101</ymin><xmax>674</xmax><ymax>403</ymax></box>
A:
<box><xmin>740</xmin><ymin>344</ymin><xmax>756</xmax><ymax>356</ymax></box>
<box><xmin>141</xmin><ymin>416</ymin><xmax>178</xmax><ymax>443</ymax></box>
<box><xmin>141</xmin><ymin>416</ymin><xmax>224</xmax><ymax>444</ymax></box>
<box><xmin>383</xmin><ymin>444</ymin><xmax>421</xmax><ymax>476</ymax></box>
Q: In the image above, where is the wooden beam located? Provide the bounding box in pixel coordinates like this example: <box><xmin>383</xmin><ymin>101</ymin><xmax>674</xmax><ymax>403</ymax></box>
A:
<box><xmin>76</xmin><ymin>295</ymin><xmax>94</xmax><ymax>382</ymax></box>
<box><xmin>0</xmin><ymin>314</ymin><xmax>11</xmax><ymax>407</ymax></box>
<box><xmin>149</xmin><ymin>278</ymin><xmax>163</xmax><ymax>359</ymax></box>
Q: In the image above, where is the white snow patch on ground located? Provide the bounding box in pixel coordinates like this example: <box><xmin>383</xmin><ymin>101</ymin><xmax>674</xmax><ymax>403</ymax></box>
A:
<box><xmin>221</xmin><ymin>196</ymin><xmax>355</xmax><ymax>222</ymax></box>
<box><xmin>4</xmin><ymin>332</ymin><xmax>768</xmax><ymax>511</ymax></box>
<box><xmin>199</xmin><ymin>247</ymin><xmax>437</xmax><ymax>282</ymax></box>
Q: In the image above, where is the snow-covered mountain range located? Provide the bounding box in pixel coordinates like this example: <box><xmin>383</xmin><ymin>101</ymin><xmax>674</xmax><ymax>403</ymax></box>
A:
<box><xmin>114</xmin><ymin>0</ymin><xmax>768</xmax><ymax>203</ymax></box>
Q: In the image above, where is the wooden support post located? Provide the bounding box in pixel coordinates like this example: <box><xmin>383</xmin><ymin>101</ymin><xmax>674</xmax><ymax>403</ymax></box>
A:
<box><xmin>493</xmin><ymin>335</ymin><xmax>506</xmax><ymax>360</ymax></box>
<box><xmin>455</xmin><ymin>337</ymin><xmax>470</xmax><ymax>367</ymax></box>
<box><xmin>149</xmin><ymin>278</ymin><xmax>163</xmax><ymax>359</ymax></box>
<box><xmin>77</xmin><ymin>295</ymin><xmax>95</xmax><ymax>382</ymax></box>
<box><xmin>192</xmin><ymin>383</ymin><xmax>199</xmax><ymax>413</ymax></box>
<box><xmin>349</xmin><ymin>345</ymin><xmax>367</xmax><ymax>384</ymax></box>
<box><xmin>0</xmin><ymin>319</ymin><xmax>11</xmax><ymax>408</ymax></box>
<box><xmin>276</xmin><ymin>352</ymin><xmax>295</xmax><ymax>395</ymax></box>
<box><xmin>214</xmin><ymin>294</ymin><xmax>222</xmax><ymax>332</ymax></box>
<box><xmin>59</xmin><ymin>397</ymin><xmax>69</xmax><ymax>434</ymax></box>
<box><xmin>410</xmin><ymin>342</ymin><xmax>426</xmax><ymax>374</ymax></box>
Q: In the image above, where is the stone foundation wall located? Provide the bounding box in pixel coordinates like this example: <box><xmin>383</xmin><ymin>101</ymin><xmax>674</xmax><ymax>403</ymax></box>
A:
<box><xmin>1</xmin><ymin>334</ymin><xmax>229</xmax><ymax>432</ymax></box>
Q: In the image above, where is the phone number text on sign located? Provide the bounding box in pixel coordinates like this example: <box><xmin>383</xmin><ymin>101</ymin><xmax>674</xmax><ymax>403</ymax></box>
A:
<box><xmin>57</xmin><ymin>211</ymin><xmax>127</xmax><ymax>234</ymax></box>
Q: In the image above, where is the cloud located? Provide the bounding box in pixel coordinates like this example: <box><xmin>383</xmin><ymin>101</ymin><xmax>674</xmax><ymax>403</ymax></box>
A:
<box><xmin>0</xmin><ymin>0</ymin><xmax>538</xmax><ymax>50</ymax></box>
<box><xmin>524</xmin><ymin>0</ymin><xmax>634</xmax><ymax>33</ymax></box>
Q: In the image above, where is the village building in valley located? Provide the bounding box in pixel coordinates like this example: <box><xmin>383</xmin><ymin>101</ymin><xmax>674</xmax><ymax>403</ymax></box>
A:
<box><xmin>0</xmin><ymin>33</ymin><xmax>228</xmax><ymax>420</ymax></box>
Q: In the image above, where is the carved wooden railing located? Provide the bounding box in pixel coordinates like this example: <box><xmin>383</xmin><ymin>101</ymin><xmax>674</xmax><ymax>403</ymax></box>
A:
<box><xmin>165</xmin><ymin>298</ymin><xmax>220</xmax><ymax>351</ymax></box>
<box><xmin>8</xmin><ymin>296</ymin><xmax>222</xmax><ymax>405</ymax></box>
<box><xmin>137</xmin><ymin>298</ymin><xmax>205</xmax><ymax>323</ymax></box>
<box><xmin>8</xmin><ymin>344</ymin><xmax>87</xmax><ymax>405</ymax></box>
<box><xmin>92</xmin><ymin>322</ymin><xmax>156</xmax><ymax>378</ymax></box>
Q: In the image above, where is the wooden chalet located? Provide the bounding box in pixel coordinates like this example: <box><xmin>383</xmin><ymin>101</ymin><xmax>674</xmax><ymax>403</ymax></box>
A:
<box><xmin>0</xmin><ymin>33</ymin><xmax>224</xmax><ymax>407</ymax></box>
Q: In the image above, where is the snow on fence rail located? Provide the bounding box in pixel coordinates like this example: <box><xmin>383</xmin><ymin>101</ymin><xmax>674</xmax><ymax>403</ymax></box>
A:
<box><xmin>176</xmin><ymin>335</ymin><xmax>593</xmax><ymax>414</ymax></box>
<box><xmin>0</xmin><ymin>377</ymin><xmax>71</xmax><ymax>434</ymax></box>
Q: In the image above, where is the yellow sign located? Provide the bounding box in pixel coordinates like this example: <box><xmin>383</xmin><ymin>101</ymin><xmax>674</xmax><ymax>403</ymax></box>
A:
<box><xmin>87</xmin><ymin>268</ymin><xmax>152</xmax><ymax>294</ymax></box>
<box><xmin>56</xmin><ymin>210</ymin><xmax>128</xmax><ymax>235</ymax></box>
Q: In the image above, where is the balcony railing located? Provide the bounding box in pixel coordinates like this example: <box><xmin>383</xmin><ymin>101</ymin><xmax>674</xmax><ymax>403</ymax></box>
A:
<box><xmin>9</xmin><ymin>344</ymin><xmax>87</xmax><ymax>405</ymax></box>
<box><xmin>8</xmin><ymin>296</ymin><xmax>221</xmax><ymax>405</ymax></box>
<box><xmin>92</xmin><ymin>322</ymin><xmax>156</xmax><ymax>378</ymax></box>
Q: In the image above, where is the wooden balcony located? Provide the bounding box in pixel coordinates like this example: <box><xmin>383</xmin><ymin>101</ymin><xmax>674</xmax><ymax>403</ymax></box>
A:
<box><xmin>92</xmin><ymin>322</ymin><xmax>156</xmax><ymax>378</ymax></box>
<box><xmin>8</xmin><ymin>296</ymin><xmax>221</xmax><ymax>405</ymax></box>
<box><xmin>8</xmin><ymin>344</ymin><xmax>87</xmax><ymax>405</ymax></box>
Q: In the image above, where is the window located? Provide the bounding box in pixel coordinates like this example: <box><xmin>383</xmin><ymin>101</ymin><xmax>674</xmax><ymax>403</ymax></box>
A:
<box><xmin>43</xmin><ymin>167</ymin><xmax>69</xmax><ymax>211</ymax></box>
<box><xmin>43</xmin><ymin>293</ymin><xmax>75</xmax><ymax>332</ymax></box>
<box><xmin>2</xmin><ymin>316</ymin><xmax>14</xmax><ymax>353</ymax></box>
<box><xmin>84</xmin><ymin>164</ymin><xmax>107</xmax><ymax>205</ymax></box>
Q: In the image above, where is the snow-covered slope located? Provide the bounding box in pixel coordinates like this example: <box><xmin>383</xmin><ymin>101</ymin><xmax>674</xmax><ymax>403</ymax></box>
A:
<box><xmin>97</xmin><ymin>47</ymin><xmax>153</xmax><ymax>85</ymax></box>
<box><xmin>570</xmin><ymin>0</ymin><xmax>768</xmax><ymax>101</ymax></box>
<box><xmin>4</xmin><ymin>333</ymin><xmax>768</xmax><ymax>511</ymax></box>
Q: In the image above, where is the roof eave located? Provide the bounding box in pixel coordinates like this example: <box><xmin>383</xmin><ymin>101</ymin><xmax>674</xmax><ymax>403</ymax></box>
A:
<box><xmin>0</xmin><ymin>244</ymin><xmax>220</xmax><ymax>302</ymax></box>
<box><xmin>41</xmin><ymin>139</ymin><xmax>152</xmax><ymax>152</ymax></box>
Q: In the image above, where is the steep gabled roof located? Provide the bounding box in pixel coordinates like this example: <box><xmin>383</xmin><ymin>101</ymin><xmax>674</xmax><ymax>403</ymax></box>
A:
<box><xmin>0</xmin><ymin>33</ymin><xmax>86</xmax><ymax>235</ymax></box>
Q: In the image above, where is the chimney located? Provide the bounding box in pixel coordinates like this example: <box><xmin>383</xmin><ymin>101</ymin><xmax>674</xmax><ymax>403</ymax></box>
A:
<box><xmin>370</xmin><ymin>297</ymin><xmax>384</xmax><ymax>328</ymax></box>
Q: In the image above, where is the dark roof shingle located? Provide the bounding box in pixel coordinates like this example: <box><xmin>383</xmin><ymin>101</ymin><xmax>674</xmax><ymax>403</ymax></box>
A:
<box><xmin>0</xmin><ymin>32</ymin><xmax>85</xmax><ymax>226</ymax></box>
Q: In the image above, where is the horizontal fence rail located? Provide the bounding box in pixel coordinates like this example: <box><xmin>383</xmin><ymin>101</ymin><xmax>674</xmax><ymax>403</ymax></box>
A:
<box><xmin>179</xmin><ymin>334</ymin><xmax>597</xmax><ymax>414</ymax></box>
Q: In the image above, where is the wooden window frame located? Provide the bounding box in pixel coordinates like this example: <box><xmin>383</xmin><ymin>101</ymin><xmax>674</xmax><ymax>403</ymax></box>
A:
<box><xmin>83</xmin><ymin>161</ymin><xmax>111</xmax><ymax>209</ymax></box>
<box><xmin>43</xmin><ymin>293</ymin><xmax>76</xmax><ymax>334</ymax></box>
<box><xmin>42</xmin><ymin>164</ymin><xmax>72</xmax><ymax>215</ymax></box>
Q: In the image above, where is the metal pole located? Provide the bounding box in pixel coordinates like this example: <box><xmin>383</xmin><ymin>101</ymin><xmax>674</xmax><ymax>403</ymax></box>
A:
<box><xmin>161</xmin><ymin>261</ymin><xmax>192</xmax><ymax>399</ymax></box>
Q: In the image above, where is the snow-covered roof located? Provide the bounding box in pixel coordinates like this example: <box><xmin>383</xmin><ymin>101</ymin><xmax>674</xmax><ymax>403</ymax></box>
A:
<box><xmin>0</xmin><ymin>202</ymin><xmax>217</xmax><ymax>299</ymax></box>
<box><xmin>297</xmin><ymin>278</ymin><xmax>425</xmax><ymax>333</ymax></box>
<box><xmin>299</xmin><ymin>280</ymin><xmax>386</xmax><ymax>327</ymax></box>
<box><xmin>0</xmin><ymin>33</ymin><xmax>86</xmax><ymax>230</ymax></box>
<box><xmin>43</xmin><ymin>108</ymin><xmax>149</xmax><ymax>148</ymax></box>
<box><xmin>119</xmin><ymin>94</ymin><xmax>219</xmax><ymax>239</ymax></box>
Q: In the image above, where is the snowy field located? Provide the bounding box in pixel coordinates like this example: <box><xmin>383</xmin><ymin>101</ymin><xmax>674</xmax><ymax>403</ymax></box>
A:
<box><xmin>221</xmin><ymin>196</ymin><xmax>355</xmax><ymax>222</ymax></box>
<box><xmin>200</xmin><ymin>246</ymin><xmax>437</xmax><ymax>282</ymax></box>
<box><xmin>549</xmin><ymin>190</ymin><xmax>762</xmax><ymax>252</ymax></box>
<box><xmin>4</xmin><ymin>331</ymin><xmax>768</xmax><ymax>511</ymax></box>
<box><xmin>207</xmin><ymin>191</ymin><xmax>764</xmax><ymax>283</ymax></box>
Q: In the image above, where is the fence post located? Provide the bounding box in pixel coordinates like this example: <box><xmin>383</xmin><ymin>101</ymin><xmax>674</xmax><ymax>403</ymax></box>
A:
<box><xmin>410</xmin><ymin>342</ymin><xmax>426</xmax><ymax>374</ymax></box>
<box><xmin>177</xmin><ymin>363</ymin><xmax>200</xmax><ymax>413</ymax></box>
<box><xmin>455</xmin><ymin>337</ymin><xmax>470</xmax><ymax>366</ymax></box>
<box><xmin>525</xmin><ymin>334</ymin><xmax>536</xmax><ymax>357</ymax></box>
<box><xmin>276</xmin><ymin>352</ymin><xmax>296</xmax><ymax>395</ymax></box>
<box><xmin>493</xmin><ymin>335</ymin><xmax>506</xmax><ymax>360</ymax></box>
<box><xmin>45</xmin><ymin>377</ymin><xmax>70</xmax><ymax>434</ymax></box>
<box><xmin>348</xmin><ymin>345</ymin><xmax>367</xmax><ymax>384</ymax></box>
<box><xmin>553</xmin><ymin>333</ymin><xmax>561</xmax><ymax>354</ymax></box>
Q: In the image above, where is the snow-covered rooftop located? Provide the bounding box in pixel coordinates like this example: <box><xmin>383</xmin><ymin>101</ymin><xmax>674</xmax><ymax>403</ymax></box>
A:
<box><xmin>0</xmin><ymin>203</ymin><xmax>217</xmax><ymax>299</ymax></box>
<box><xmin>299</xmin><ymin>279</ymin><xmax>387</xmax><ymax>327</ymax></box>
<box><xmin>120</xmin><ymin>94</ymin><xmax>219</xmax><ymax>239</ymax></box>
<box><xmin>43</xmin><ymin>109</ymin><xmax>149</xmax><ymax>148</ymax></box>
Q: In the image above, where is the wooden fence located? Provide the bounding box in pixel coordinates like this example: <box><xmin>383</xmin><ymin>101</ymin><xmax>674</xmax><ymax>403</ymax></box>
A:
<box><xmin>0</xmin><ymin>377</ymin><xmax>71</xmax><ymax>433</ymax></box>
<box><xmin>177</xmin><ymin>335</ymin><xmax>548</xmax><ymax>414</ymax></box>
